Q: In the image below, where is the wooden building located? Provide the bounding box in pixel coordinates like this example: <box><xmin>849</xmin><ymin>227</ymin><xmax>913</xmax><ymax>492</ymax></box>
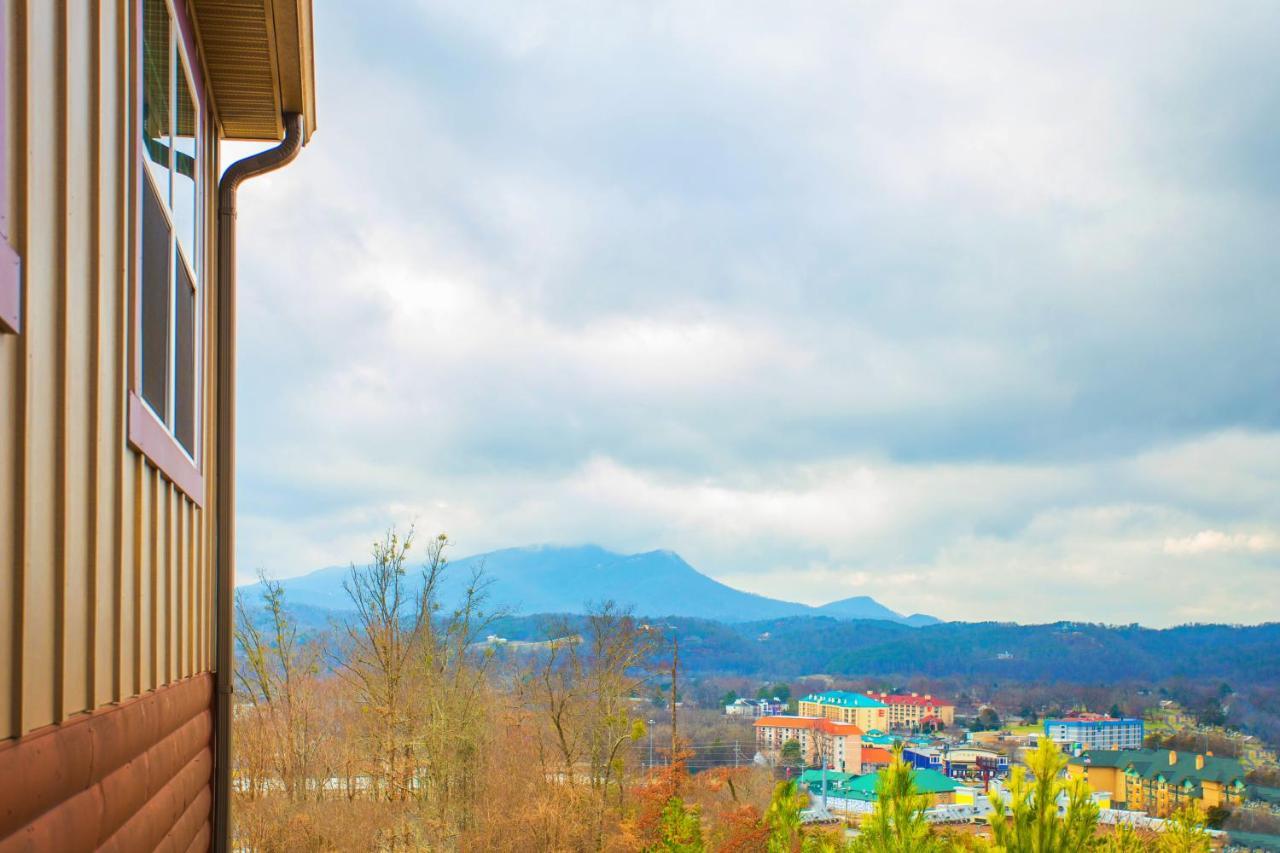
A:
<box><xmin>0</xmin><ymin>0</ymin><xmax>316</xmax><ymax>849</ymax></box>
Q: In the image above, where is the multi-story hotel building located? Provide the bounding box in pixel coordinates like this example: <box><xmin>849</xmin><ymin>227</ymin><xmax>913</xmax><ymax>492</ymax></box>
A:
<box><xmin>1045</xmin><ymin>712</ymin><xmax>1145</xmax><ymax>751</ymax></box>
<box><xmin>867</xmin><ymin>691</ymin><xmax>956</xmax><ymax>729</ymax></box>
<box><xmin>797</xmin><ymin>691</ymin><xmax>889</xmax><ymax>731</ymax></box>
<box><xmin>1068</xmin><ymin>749</ymin><xmax>1247</xmax><ymax>817</ymax></box>
<box><xmin>754</xmin><ymin>715</ymin><xmax>866</xmax><ymax>774</ymax></box>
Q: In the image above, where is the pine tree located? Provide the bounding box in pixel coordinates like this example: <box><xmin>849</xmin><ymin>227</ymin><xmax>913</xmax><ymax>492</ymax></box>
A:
<box><xmin>853</xmin><ymin>743</ymin><xmax>942</xmax><ymax>852</ymax></box>
<box><xmin>989</xmin><ymin>738</ymin><xmax>1099</xmax><ymax>852</ymax></box>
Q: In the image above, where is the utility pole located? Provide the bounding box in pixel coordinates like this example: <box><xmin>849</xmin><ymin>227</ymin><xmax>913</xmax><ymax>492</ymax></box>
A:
<box><xmin>734</xmin><ymin>740</ymin><xmax>741</xmax><ymax>766</ymax></box>
<box><xmin>821</xmin><ymin>744</ymin><xmax>828</xmax><ymax>810</ymax></box>
<box><xmin>670</xmin><ymin>629</ymin><xmax>679</xmax><ymax>759</ymax></box>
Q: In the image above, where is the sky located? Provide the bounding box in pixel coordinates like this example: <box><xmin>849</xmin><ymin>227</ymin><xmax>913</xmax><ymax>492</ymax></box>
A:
<box><xmin>227</xmin><ymin>0</ymin><xmax>1280</xmax><ymax>627</ymax></box>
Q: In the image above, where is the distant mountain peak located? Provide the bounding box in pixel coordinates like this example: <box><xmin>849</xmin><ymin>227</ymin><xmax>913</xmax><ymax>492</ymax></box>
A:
<box><xmin>242</xmin><ymin>544</ymin><xmax>938</xmax><ymax>626</ymax></box>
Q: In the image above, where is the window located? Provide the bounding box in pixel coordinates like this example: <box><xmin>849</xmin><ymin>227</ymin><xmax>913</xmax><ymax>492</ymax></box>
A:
<box><xmin>0</xmin><ymin>3</ymin><xmax>20</xmax><ymax>334</ymax></box>
<box><xmin>130</xmin><ymin>0</ymin><xmax>204</xmax><ymax>501</ymax></box>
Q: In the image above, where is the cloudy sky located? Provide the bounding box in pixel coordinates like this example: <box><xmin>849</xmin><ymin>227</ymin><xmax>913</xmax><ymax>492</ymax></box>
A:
<box><xmin>228</xmin><ymin>1</ymin><xmax>1280</xmax><ymax>626</ymax></box>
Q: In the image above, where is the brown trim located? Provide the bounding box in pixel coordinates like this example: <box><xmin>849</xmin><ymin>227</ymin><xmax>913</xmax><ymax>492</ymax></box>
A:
<box><xmin>129</xmin><ymin>0</ymin><xmax>209</xmax><ymax>487</ymax></box>
<box><xmin>0</xmin><ymin>0</ymin><xmax>20</xmax><ymax>335</ymax></box>
<box><xmin>0</xmin><ymin>673</ymin><xmax>213</xmax><ymax>848</ymax></box>
<box><xmin>128</xmin><ymin>391</ymin><xmax>204</xmax><ymax>506</ymax></box>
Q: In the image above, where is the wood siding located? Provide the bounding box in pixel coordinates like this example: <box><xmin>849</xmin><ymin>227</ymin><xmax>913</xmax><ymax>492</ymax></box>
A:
<box><xmin>0</xmin><ymin>0</ymin><xmax>219</xmax><ymax>742</ymax></box>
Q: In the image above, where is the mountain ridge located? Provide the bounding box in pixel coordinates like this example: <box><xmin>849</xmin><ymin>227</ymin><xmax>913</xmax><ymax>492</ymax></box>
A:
<box><xmin>240</xmin><ymin>544</ymin><xmax>940</xmax><ymax>626</ymax></box>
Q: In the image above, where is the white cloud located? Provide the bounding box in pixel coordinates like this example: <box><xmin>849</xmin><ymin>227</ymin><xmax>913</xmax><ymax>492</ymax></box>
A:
<box><xmin>225</xmin><ymin>1</ymin><xmax>1280</xmax><ymax>627</ymax></box>
<box><xmin>1163</xmin><ymin>530</ymin><xmax>1280</xmax><ymax>556</ymax></box>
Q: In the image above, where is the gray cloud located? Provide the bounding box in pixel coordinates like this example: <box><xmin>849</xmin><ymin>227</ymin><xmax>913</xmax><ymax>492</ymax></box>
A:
<box><xmin>228</xmin><ymin>0</ymin><xmax>1280</xmax><ymax>625</ymax></box>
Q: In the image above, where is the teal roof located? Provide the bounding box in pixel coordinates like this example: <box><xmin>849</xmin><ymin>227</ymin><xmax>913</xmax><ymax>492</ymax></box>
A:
<box><xmin>800</xmin><ymin>767</ymin><xmax>958</xmax><ymax>798</ymax></box>
<box><xmin>802</xmin><ymin>691</ymin><xmax>887</xmax><ymax>709</ymax></box>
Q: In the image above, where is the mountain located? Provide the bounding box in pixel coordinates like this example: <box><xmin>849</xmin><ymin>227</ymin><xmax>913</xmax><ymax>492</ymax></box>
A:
<box><xmin>240</xmin><ymin>544</ymin><xmax>936</xmax><ymax>626</ymax></box>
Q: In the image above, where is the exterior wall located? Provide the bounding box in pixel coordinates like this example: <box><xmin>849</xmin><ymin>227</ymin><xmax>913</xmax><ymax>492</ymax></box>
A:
<box><xmin>798</xmin><ymin>698</ymin><xmax>887</xmax><ymax>731</ymax></box>
<box><xmin>0</xmin><ymin>0</ymin><xmax>219</xmax><ymax>846</ymax></box>
<box><xmin>1044</xmin><ymin>717</ymin><xmax>1144</xmax><ymax>750</ymax></box>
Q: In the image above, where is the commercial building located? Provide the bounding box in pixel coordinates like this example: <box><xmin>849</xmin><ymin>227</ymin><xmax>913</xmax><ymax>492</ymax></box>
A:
<box><xmin>867</xmin><ymin>692</ymin><xmax>956</xmax><ymax>729</ymax></box>
<box><xmin>1045</xmin><ymin>713</ymin><xmax>1145</xmax><ymax>751</ymax></box>
<box><xmin>1068</xmin><ymin>749</ymin><xmax>1247</xmax><ymax>817</ymax></box>
<box><xmin>904</xmin><ymin>745</ymin><xmax>1010</xmax><ymax>781</ymax></box>
<box><xmin>755</xmin><ymin>715</ymin><xmax>865</xmax><ymax>773</ymax></box>
<box><xmin>797</xmin><ymin>691</ymin><xmax>889</xmax><ymax>731</ymax></box>
<box><xmin>0</xmin><ymin>0</ymin><xmax>316</xmax><ymax>849</ymax></box>
<box><xmin>799</xmin><ymin>767</ymin><xmax>961</xmax><ymax>807</ymax></box>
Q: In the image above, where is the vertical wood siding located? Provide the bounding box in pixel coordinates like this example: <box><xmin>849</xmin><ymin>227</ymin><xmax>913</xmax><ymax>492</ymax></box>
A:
<box><xmin>0</xmin><ymin>0</ymin><xmax>217</xmax><ymax>740</ymax></box>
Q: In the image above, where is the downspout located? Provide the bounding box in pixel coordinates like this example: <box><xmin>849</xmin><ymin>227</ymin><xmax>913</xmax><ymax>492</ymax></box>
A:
<box><xmin>213</xmin><ymin>113</ymin><xmax>304</xmax><ymax>852</ymax></box>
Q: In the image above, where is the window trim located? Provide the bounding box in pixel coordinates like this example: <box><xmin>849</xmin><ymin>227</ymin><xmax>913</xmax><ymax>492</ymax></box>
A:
<box><xmin>0</xmin><ymin>1</ymin><xmax>21</xmax><ymax>335</ymax></box>
<box><xmin>127</xmin><ymin>0</ymin><xmax>207</xmax><ymax>506</ymax></box>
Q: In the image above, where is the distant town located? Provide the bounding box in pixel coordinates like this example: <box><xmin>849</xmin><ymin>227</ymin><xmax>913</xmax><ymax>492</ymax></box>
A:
<box><xmin>709</xmin><ymin>685</ymin><xmax>1280</xmax><ymax>846</ymax></box>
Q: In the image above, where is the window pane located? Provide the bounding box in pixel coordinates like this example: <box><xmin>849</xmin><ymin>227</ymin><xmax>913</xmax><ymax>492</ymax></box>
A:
<box><xmin>141</xmin><ymin>177</ymin><xmax>171</xmax><ymax>416</ymax></box>
<box><xmin>174</xmin><ymin>261</ymin><xmax>196</xmax><ymax>455</ymax></box>
<box><xmin>172</xmin><ymin>63</ymin><xmax>197</xmax><ymax>272</ymax></box>
<box><xmin>141</xmin><ymin>0</ymin><xmax>170</xmax><ymax>203</ymax></box>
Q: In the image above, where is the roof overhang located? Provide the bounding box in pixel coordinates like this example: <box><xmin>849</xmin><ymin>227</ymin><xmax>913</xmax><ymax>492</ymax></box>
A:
<box><xmin>188</xmin><ymin>0</ymin><xmax>317</xmax><ymax>143</ymax></box>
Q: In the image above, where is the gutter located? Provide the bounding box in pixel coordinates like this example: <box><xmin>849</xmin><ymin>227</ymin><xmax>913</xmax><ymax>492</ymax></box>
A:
<box><xmin>213</xmin><ymin>113</ymin><xmax>305</xmax><ymax>852</ymax></box>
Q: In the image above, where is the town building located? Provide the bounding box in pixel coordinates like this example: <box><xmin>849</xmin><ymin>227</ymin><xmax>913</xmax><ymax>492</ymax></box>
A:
<box><xmin>904</xmin><ymin>745</ymin><xmax>1011</xmax><ymax>781</ymax></box>
<box><xmin>1045</xmin><ymin>712</ymin><xmax>1145</xmax><ymax>751</ymax></box>
<box><xmin>0</xmin><ymin>0</ymin><xmax>317</xmax><ymax>849</ymax></box>
<box><xmin>755</xmin><ymin>715</ymin><xmax>865</xmax><ymax>773</ymax></box>
<box><xmin>867</xmin><ymin>692</ymin><xmax>956</xmax><ymax>729</ymax></box>
<box><xmin>797</xmin><ymin>691</ymin><xmax>889</xmax><ymax>731</ymax></box>
<box><xmin>725</xmin><ymin>697</ymin><xmax>786</xmax><ymax>717</ymax></box>
<box><xmin>1068</xmin><ymin>749</ymin><xmax>1247</xmax><ymax>817</ymax></box>
<box><xmin>799</xmin><ymin>767</ymin><xmax>961</xmax><ymax>807</ymax></box>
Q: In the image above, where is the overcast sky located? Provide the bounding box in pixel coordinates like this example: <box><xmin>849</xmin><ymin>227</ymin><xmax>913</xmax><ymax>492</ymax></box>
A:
<box><xmin>228</xmin><ymin>1</ymin><xmax>1280</xmax><ymax>627</ymax></box>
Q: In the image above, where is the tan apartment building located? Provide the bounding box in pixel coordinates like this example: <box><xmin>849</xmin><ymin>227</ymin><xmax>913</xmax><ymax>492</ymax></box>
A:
<box><xmin>755</xmin><ymin>715</ymin><xmax>866</xmax><ymax>774</ymax></box>
<box><xmin>0</xmin><ymin>0</ymin><xmax>315</xmax><ymax>849</ymax></box>
<box><xmin>1068</xmin><ymin>749</ymin><xmax>1248</xmax><ymax>818</ymax></box>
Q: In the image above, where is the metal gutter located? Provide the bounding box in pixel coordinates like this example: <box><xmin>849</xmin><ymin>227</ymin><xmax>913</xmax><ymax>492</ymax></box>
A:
<box><xmin>213</xmin><ymin>112</ymin><xmax>304</xmax><ymax>852</ymax></box>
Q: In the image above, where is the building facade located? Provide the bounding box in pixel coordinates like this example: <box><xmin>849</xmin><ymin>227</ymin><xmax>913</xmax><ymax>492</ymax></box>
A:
<box><xmin>725</xmin><ymin>697</ymin><xmax>786</xmax><ymax>717</ymax></box>
<box><xmin>755</xmin><ymin>715</ymin><xmax>866</xmax><ymax>773</ymax></box>
<box><xmin>1068</xmin><ymin>749</ymin><xmax>1247</xmax><ymax>817</ymax></box>
<box><xmin>1045</xmin><ymin>713</ymin><xmax>1145</xmax><ymax>751</ymax></box>
<box><xmin>0</xmin><ymin>0</ymin><xmax>315</xmax><ymax>849</ymax></box>
<box><xmin>867</xmin><ymin>691</ymin><xmax>956</xmax><ymax>729</ymax></box>
<box><xmin>797</xmin><ymin>691</ymin><xmax>889</xmax><ymax>731</ymax></box>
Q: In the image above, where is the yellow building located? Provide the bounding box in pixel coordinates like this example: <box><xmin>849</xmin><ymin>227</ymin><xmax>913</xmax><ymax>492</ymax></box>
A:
<box><xmin>797</xmin><ymin>690</ymin><xmax>890</xmax><ymax>731</ymax></box>
<box><xmin>1068</xmin><ymin>749</ymin><xmax>1247</xmax><ymax>817</ymax></box>
<box><xmin>0</xmin><ymin>0</ymin><xmax>316</xmax><ymax>849</ymax></box>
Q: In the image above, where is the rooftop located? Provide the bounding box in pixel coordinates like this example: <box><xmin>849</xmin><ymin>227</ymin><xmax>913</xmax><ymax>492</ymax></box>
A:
<box><xmin>1069</xmin><ymin>749</ymin><xmax>1246</xmax><ymax>793</ymax></box>
<box><xmin>801</xmin><ymin>691</ymin><xmax>887</xmax><ymax>709</ymax></box>
<box><xmin>755</xmin><ymin>715</ymin><xmax>864</xmax><ymax>736</ymax></box>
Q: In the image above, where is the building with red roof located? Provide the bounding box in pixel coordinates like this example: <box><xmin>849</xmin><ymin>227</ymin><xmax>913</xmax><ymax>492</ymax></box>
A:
<box><xmin>754</xmin><ymin>716</ymin><xmax>868</xmax><ymax>773</ymax></box>
<box><xmin>868</xmin><ymin>692</ymin><xmax>956</xmax><ymax>729</ymax></box>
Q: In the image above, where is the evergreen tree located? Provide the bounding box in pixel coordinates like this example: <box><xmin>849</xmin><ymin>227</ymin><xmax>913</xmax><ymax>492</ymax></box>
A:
<box><xmin>852</xmin><ymin>743</ymin><xmax>941</xmax><ymax>852</ymax></box>
<box><xmin>648</xmin><ymin>797</ymin><xmax>705</xmax><ymax>853</ymax></box>
<box><xmin>1156</xmin><ymin>805</ymin><xmax>1211</xmax><ymax>853</ymax></box>
<box><xmin>989</xmin><ymin>738</ymin><xmax>1099</xmax><ymax>852</ymax></box>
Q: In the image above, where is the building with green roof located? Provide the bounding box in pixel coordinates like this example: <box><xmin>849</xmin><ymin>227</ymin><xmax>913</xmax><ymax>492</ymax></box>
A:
<box><xmin>1068</xmin><ymin>748</ymin><xmax>1247</xmax><ymax>816</ymax></box>
<box><xmin>799</xmin><ymin>766</ymin><xmax>960</xmax><ymax>806</ymax></box>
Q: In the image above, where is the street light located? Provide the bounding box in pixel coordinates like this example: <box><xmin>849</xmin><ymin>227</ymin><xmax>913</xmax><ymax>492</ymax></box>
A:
<box><xmin>649</xmin><ymin>719</ymin><xmax>656</xmax><ymax>768</ymax></box>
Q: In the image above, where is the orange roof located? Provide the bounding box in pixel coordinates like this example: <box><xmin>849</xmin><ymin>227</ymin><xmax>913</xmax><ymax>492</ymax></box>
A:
<box><xmin>754</xmin><ymin>716</ymin><xmax>863</xmax><ymax>736</ymax></box>
<box><xmin>861</xmin><ymin>747</ymin><xmax>893</xmax><ymax>765</ymax></box>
